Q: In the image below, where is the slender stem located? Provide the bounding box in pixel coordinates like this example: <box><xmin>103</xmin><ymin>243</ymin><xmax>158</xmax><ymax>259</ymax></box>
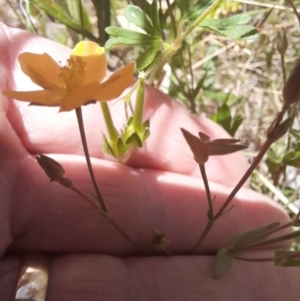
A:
<box><xmin>191</xmin><ymin>103</ymin><xmax>290</xmax><ymax>253</ymax></box>
<box><xmin>71</xmin><ymin>186</ymin><xmax>101</xmax><ymax>210</ymax></box>
<box><xmin>190</xmin><ymin>145</ymin><xmax>273</xmax><ymax>253</ymax></box>
<box><xmin>286</xmin><ymin>0</ymin><xmax>300</xmax><ymax>26</ymax></box>
<box><xmin>75</xmin><ymin>107</ymin><xmax>108</xmax><ymax>212</ymax></box>
<box><xmin>214</xmin><ymin>139</ymin><xmax>273</xmax><ymax>220</ymax></box>
<box><xmin>199</xmin><ymin>164</ymin><xmax>214</xmax><ymax>219</ymax></box>
<box><xmin>71</xmin><ymin>185</ymin><xmax>149</xmax><ymax>255</ymax></box>
<box><xmin>190</xmin><ymin>220</ymin><xmax>214</xmax><ymax>254</ymax></box>
<box><xmin>110</xmin><ymin>219</ymin><xmax>151</xmax><ymax>255</ymax></box>
<box><xmin>232</xmin><ymin>255</ymin><xmax>274</xmax><ymax>262</ymax></box>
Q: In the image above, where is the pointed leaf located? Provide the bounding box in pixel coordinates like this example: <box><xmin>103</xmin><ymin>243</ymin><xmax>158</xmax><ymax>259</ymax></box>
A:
<box><xmin>149</xmin><ymin>0</ymin><xmax>161</xmax><ymax>35</ymax></box>
<box><xmin>201</xmin><ymin>14</ymin><xmax>252</xmax><ymax>29</ymax></box>
<box><xmin>125</xmin><ymin>132</ymin><xmax>143</xmax><ymax>148</ymax></box>
<box><xmin>207</xmin><ymin>142</ymin><xmax>247</xmax><ymax>156</ymax></box>
<box><xmin>105</xmin><ymin>27</ymin><xmax>157</xmax><ymax>47</ymax></box>
<box><xmin>136</xmin><ymin>45</ymin><xmax>159</xmax><ymax>70</ymax></box>
<box><xmin>227</xmin><ymin>222</ymin><xmax>280</xmax><ymax>250</ymax></box>
<box><xmin>231</xmin><ymin>115</ymin><xmax>243</xmax><ymax>136</ymax></box>
<box><xmin>198</xmin><ymin>132</ymin><xmax>211</xmax><ymax>142</ymax></box>
<box><xmin>181</xmin><ymin>128</ymin><xmax>209</xmax><ymax>164</ymax></box>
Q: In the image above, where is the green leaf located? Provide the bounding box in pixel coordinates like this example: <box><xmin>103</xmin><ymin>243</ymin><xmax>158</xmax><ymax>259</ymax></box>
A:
<box><xmin>200</xmin><ymin>14</ymin><xmax>258</xmax><ymax>41</ymax></box>
<box><xmin>131</xmin><ymin>0</ymin><xmax>151</xmax><ymax>14</ymax></box>
<box><xmin>283</xmin><ymin>151</ymin><xmax>300</xmax><ymax>167</ymax></box>
<box><xmin>149</xmin><ymin>0</ymin><xmax>161</xmax><ymax>35</ymax></box>
<box><xmin>221</xmin><ymin>26</ymin><xmax>258</xmax><ymax>40</ymax></box>
<box><xmin>230</xmin><ymin>115</ymin><xmax>243</xmax><ymax>136</ymax></box>
<box><xmin>136</xmin><ymin>45</ymin><xmax>159</xmax><ymax>70</ymax></box>
<box><xmin>227</xmin><ymin>222</ymin><xmax>280</xmax><ymax>250</ymax></box>
<box><xmin>105</xmin><ymin>27</ymin><xmax>158</xmax><ymax>48</ymax></box>
<box><xmin>201</xmin><ymin>14</ymin><xmax>251</xmax><ymax>28</ymax></box>
<box><xmin>213</xmin><ymin>248</ymin><xmax>233</xmax><ymax>279</ymax></box>
<box><xmin>125</xmin><ymin>133</ymin><xmax>143</xmax><ymax>148</ymax></box>
<box><xmin>125</xmin><ymin>5</ymin><xmax>154</xmax><ymax>35</ymax></box>
<box><xmin>211</xmin><ymin>103</ymin><xmax>232</xmax><ymax>133</ymax></box>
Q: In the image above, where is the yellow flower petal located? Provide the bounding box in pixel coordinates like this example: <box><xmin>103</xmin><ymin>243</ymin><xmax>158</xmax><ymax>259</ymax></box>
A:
<box><xmin>18</xmin><ymin>53</ymin><xmax>62</xmax><ymax>89</ymax></box>
<box><xmin>60</xmin><ymin>82</ymin><xmax>102</xmax><ymax>111</ymax></box>
<box><xmin>71</xmin><ymin>41</ymin><xmax>107</xmax><ymax>84</ymax></box>
<box><xmin>95</xmin><ymin>62</ymin><xmax>135</xmax><ymax>101</ymax></box>
<box><xmin>3</xmin><ymin>89</ymin><xmax>64</xmax><ymax>105</ymax></box>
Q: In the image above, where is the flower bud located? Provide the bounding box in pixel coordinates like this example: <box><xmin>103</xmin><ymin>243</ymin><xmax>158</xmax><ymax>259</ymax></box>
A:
<box><xmin>36</xmin><ymin>154</ymin><xmax>73</xmax><ymax>188</ymax></box>
<box><xmin>282</xmin><ymin>59</ymin><xmax>300</xmax><ymax>105</ymax></box>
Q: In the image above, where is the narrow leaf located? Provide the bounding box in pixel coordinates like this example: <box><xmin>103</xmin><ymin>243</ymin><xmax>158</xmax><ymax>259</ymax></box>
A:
<box><xmin>181</xmin><ymin>128</ymin><xmax>209</xmax><ymax>164</ymax></box>
<box><xmin>227</xmin><ymin>222</ymin><xmax>280</xmax><ymax>250</ymax></box>
<box><xmin>136</xmin><ymin>45</ymin><xmax>159</xmax><ymax>70</ymax></box>
<box><xmin>149</xmin><ymin>0</ymin><xmax>161</xmax><ymax>35</ymax></box>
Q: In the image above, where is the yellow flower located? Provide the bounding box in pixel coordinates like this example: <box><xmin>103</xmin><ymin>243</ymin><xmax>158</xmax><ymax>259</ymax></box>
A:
<box><xmin>3</xmin><ymin>41</ymin><xmax>135</xmax><ymax>112</ymax></box>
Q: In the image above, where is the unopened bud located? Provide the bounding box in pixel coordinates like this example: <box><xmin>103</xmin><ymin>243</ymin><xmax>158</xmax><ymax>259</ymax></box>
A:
<box><xmin>276</xmin><ymin>29</ymin><xmax>288</xmax><ymax>56</ymax></box>
<box><xmin>282</xmin><ymin>59</ymin><xmax>300</xmax><ymax>105</ymax></box>
<box><xmin>36</xmin><ymin>154</ymin><xmax>73</xmax><ymax>188</ymax></box>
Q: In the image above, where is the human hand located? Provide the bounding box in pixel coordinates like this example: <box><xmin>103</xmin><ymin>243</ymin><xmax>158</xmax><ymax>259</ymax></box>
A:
<box><xmin>0</xmin><ymin>24</ymin><xmax>299</xmax><ymax>301</ymax></box>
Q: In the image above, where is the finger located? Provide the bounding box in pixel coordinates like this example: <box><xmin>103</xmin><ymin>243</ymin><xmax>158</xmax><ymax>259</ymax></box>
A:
<box><xmin>0</xmin><ymin>24</ymin><xmax>248</xmax><ymax>187</ymax></box>
<box><xmin>8</xmin><ymin>153</ymin><xmax>291</xmax><ymax>255</ymax></box>
<box><xmin>1</xmin><ymin>253</ymin><xmax>299</xmax><ymax>301</ymax></box>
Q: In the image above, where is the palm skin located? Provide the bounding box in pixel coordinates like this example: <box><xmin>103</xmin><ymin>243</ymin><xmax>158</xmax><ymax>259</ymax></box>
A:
<box><xmin>0</xmin><ymin>24</ymin><xmax>299</xmax><ymax>301</ymax></box>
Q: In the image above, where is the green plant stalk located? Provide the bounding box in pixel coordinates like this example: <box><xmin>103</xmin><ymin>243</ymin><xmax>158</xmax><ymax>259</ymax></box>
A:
<box><xmin>75</xmin><ymin>107</ymin><xmax>108</xmax><ymax>213</ymax></box>
<box><xmin>100</xmin><ymin>102</ymin><xmax>119</xmax><ymax>142</ymax></box>
<box><xmin>133</xmin><ymin>78</ymin><xmax>145</xmax><ymax>131</ymax></box>
<box><xmin>147</xmin><ymin>0</ymin><xmax>223</xmax><ymax>81</ymax></box>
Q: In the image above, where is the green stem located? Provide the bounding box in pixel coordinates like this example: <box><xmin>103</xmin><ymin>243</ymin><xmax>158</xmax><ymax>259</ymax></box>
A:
<box><xmin>133</xmin><ymin>78</ymin><xmax>145</xmax><ymax>130</ymax></box>
<box><xmin>75</xmin><ymin>107</ymin><xmax>108</xmax><ymax>213</ymax></box>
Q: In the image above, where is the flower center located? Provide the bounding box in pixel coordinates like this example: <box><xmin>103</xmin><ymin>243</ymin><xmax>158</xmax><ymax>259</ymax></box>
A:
<box><xmin>59</xmin><ymin>57</ymin><xmax>86</xmax><ymax>92</ymax></box>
